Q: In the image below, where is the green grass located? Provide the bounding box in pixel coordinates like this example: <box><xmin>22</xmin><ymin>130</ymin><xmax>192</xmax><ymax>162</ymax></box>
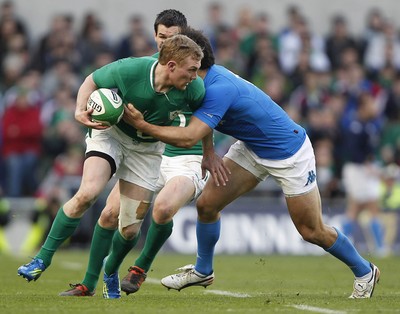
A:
<box><xmin>1</xmin><ymin>251</ymin><xmax>399</xmax><ymax>313</ymax></box>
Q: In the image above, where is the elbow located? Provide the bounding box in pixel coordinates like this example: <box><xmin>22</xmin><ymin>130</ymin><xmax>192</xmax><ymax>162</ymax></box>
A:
<box><xmin>175</xmin><ymin>137</ymin><xmax>198</xmax><ymax>149</ymax></box>
<box><xmin>178</xmin><ymin>140</ymin><xmax>197</xmax><ymax>149</ymax></box>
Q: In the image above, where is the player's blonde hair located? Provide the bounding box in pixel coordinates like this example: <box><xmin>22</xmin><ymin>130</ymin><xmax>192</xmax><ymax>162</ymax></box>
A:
<box><xmin>158</xmin><ymin>34</ymin><xmax>203</xmax><ymax>66</ymax></box>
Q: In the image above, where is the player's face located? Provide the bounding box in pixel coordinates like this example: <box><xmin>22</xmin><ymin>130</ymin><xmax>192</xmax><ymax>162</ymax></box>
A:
<box><xmin>169</xmin><ymin>56</ymin><xmax>200</xmax><ymax>90</ymax></box>
<box><xmin>154</xmin><ymin>25</ymin><xmax>180</xmax><ymax>51</ymax></box>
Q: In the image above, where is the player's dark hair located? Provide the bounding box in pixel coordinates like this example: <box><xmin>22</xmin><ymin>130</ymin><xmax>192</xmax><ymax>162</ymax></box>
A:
<box><xmin>181</xmin><ymin>27</ymin><xmax>215</xmax><ymax>70</ymax></box>
<box><xmin>154</xmin><ymin>9</ymin><xmax>187</xmax><ymax>33</ymax></box>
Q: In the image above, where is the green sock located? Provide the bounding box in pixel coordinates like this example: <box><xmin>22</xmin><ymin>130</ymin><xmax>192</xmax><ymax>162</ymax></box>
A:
<box><xmin>104</xmin><ymin>230</ymin><xmax>141</xmax><ymax>275</ymax></box>
<box><xmin>82</xmin><ymin>222</ymin><xmax>115</xmax><ymax>292</ymax></box>
<box><xmin>36</xmin><ymin>208</ymin><xmax>80</xmax><ymax>267</ymax></box>
<box><xmin>135</xmin><ymin>219</ymin><xmax>173</xmax><ymax>272</ymax></box>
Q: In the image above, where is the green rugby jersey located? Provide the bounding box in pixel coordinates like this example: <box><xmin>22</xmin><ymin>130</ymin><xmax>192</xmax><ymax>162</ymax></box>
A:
<box><xmin>92</xmin><ymin>56</ymin><xmax>205</xmax><ymax>143</ymax></box>
<box><xmin>151</xmin><ymin>53</ymin><xmax>203</xmax><ymax>156</ymax></box>
<box><xmin>163</xmin><ymin>111</ymin><xmax>203</xmax><ymax>157</ymax></box>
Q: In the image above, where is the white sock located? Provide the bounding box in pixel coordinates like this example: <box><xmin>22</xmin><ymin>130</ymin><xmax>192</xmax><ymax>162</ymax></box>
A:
<box><xmin>357</xmin><ymin>270</ymin><xmax>372</xmax><ymax>281</ymax></box>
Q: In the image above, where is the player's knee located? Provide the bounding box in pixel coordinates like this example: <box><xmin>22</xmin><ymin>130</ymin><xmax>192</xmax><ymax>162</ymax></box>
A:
<box><xmin>152</xmin><ymin>201</ymin><xmax>174</xmax><ymax>224</ymax></box>
<box><xmin>74</xmin><ymin>191</ymin><xmax>97</xmax><ymax>210</ymax></box>
<box><xmin>69</xmin><ymin>192</ymin><xmax>97</xmax><ymax>215</ymax></box>
<box><xmin>118</xmin><ymin>195</ymin><xmax>150</xmax><ymax>239</ymax></box>
<box><xmin>119</xmin><ymin>222</ymin><xmax>142</xmax><ymax>240</ymax></box>
<box><xmin>196</xmin><ymin>198</ymin><xmax>218</xmax><ymax>221</ymax></box>
<box><xmin>98</xmin><ymin>204</ymin><xmax>119</xmax><ymax>229</ymax></box>
<box><xmin>298</xmin><ymin>225</ymin><xmax>323</xmax><ymax>245</ymax></box>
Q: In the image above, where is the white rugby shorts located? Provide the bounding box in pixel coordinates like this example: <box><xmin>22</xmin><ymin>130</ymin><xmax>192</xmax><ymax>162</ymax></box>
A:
<box><xmin>156</xmin><ymin>154</ymin><xmax>207</xmax><ymax>200</ymax></box>
<box><xmin>85</xmin><ymin>126</ymin><xmax>165</xmax><ymax>191</ymax></box>
<box><xmin>225</xmin><ymin>136</ymin><xmax>317</xmax><ymax>197</ymax></box>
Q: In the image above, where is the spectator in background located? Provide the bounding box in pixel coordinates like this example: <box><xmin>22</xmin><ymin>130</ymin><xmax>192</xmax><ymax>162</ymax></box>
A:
<box><xmin>279</xmin><ymin>12</ymin><xmax>329</xmax><ymax>76</ymax></box>
<box><xmin>335</xmin><ymin>63</ymin><xmax>382</xmax><ymax>119</ymax></box>
<box><xmin>379</xmin><ymin>163</ymin><xmax>400</xmax><ymax>256</ymax></box>
<box><xmin>314</xmin><ymin>138</ymin><xmax>335</xmax><ymax>198</ymax></box>
<box><xmin>261</xmin><ymin>72</ymin><xmax>288</xmax><ymax>105</ymax></box>
<box><xmin>232</xmin><ymin>6</ymin><xmax>253</xmax><ymax>43</ymax></box>
<box><xmin>0</xmin><ymin>1</ymin><xmax>26</xmax><ymax>35</ymax></box>
<box><xmin>364</xmin><ymin>19</ymin><xmax>400</xmax><ymax>78</ymax></box>
<box><xmin>340</xmin><ymin>91</ymin><xmax>385</xmax><ymax>255</ymax></box>
<box><xmin>325</xmin><ymin>15</ymin><xmax>361</xmax><ymax>70</ymax></box>
<box><xmin>277</xmin><ymin>5</ymin><xmax>305</xmax><ymax>74</ymax></box>
<box><xmin>213</xmin><ymin>25</ymin><xmax>244</xmax><ymax>76</ymax></box>
<box><xmin>379</xmin><ymin>74</ymin><xmax>400</xmax><ymax>166</ymax></box>
<box><xmin>0</xmin><ymin>0</ymin><xmax>27</xmax><ymax>59</ymax></box>
<box><xmin>288</xmin><ymin>70</ymin><xmax>331</xmax><ymax>124</ymax></box>
<box><xmin>239</xmin><ymin>12</ymin><xmax>277</xmax><ymax>80</ymax></box>
<box><xmin>203</xmin><ymin>2</ymin><xmax>231</xmax><ymax>53</ymax></box>
<box><xmin>40</xmin><ymin>59</ymin><xmax>81</xmax><ymax>100</ymax></box>
<box><xmin>2</xmin><ymin>69</ymin><xmax>44</xmax><ymax>113</ymax></box>
<box><xmin>30</xmin><ymin>14</ymin><xmax>80</xmax><ymax>73</ymax></box>
<box><xmin>360</xmin><ymin>8</ymin><xmax>385</xmax><ymax>58</ymax></box>
<box><xmin>81</xmin><ymin>49</ymin><xmax>115</xmax><ymax>78</ymax></box>
<box><xmin>1</xmin><ymin>84</ymin><xmax>43</xmax><ymax>196</ymax></box>
<box><xmin>78</xmin><ymin>13</ymin><xmax>113</xmax><ymax>68</ymax></box>
<box><xmin>0</xmin><ymin>9</ymin><xmax>30</xmax><ymax>93</ymax></box>
<box><xmin>40</xmin><ymin>85</ymin><xmax>85</xmax><ymax>171</ymax></box>
<box><xmin>115</xmin><ymin>14</ymin><xmax>154</xmax><ymax>59</ymax></box>
<box><xmin>338</xmin><ymin>46</ymin><xmax>362</xmax><ymax>69</ymax></box>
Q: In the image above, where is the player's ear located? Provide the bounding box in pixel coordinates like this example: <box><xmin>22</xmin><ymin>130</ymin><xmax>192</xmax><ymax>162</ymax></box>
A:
<box><xmin>167</xmin><ymin>60</ymin><xmax>177</xmax><ymax>72</ymax></box>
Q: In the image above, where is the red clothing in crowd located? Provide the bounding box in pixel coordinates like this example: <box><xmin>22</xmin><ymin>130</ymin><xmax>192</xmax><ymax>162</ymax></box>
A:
<box><xmin>1</xmin><ymin>101</ymin><xmax>43</xmax><ymax>157</ymax></box>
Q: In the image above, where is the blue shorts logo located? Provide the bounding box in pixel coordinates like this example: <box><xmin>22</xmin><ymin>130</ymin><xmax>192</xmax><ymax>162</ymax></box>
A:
<box><xmin>305</xmin><ymin>170</ymin><xmax>316</xmax><ymax>186</ymax></box>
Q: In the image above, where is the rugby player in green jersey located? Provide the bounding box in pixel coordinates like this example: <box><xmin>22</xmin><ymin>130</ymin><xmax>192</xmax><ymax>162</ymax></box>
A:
<box><xmin>17</xmin><ymin>24</ymin><xmax>206</xmax><ymax>293</ymax></box>
<box><xmin>59</xmin><ymin>9</ymin><xmax>211</xmax><ymax>299</ymax></box>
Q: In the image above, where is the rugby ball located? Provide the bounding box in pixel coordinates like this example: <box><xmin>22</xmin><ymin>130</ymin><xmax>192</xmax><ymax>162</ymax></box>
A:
<box><xmin>87</xmin><ymin>88</ymin><xmax>124</xmax><ymax>126</ymax></box>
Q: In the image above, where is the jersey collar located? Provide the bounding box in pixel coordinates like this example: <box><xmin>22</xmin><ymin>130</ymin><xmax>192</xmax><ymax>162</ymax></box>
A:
<box><xmin>150</xmin><ymin>60</ymin><xmax>158</xmax><ymax>91</ymax></box>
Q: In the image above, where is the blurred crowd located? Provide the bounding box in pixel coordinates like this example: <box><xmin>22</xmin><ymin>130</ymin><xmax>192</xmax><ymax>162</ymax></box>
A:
<box><xmin>1</xmin><ymin>2</ymin><xmax>400</xmax><ymax>253</ymax></box>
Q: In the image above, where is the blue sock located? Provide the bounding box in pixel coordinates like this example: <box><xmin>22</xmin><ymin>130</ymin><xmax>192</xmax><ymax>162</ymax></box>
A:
<box><xmin>370</xmin><ymin>218</ymin><xmax>384</xmax><ymax>250</ymax></box>
<box><xmin>325</xmin><ymin>227</ymin><xmax>371</xmax><ymax>277</ymax></box>
<box><xmin>195</xmin><ymin>219</ymin><xmax>220</xmax><ymax>276</ymax></box>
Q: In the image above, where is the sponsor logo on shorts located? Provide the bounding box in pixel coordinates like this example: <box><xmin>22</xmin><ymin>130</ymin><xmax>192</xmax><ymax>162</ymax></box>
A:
<box><xmin>304</xmin><ymin>170</ymin><xmax>316</xmax><ymax>186</ymax></box>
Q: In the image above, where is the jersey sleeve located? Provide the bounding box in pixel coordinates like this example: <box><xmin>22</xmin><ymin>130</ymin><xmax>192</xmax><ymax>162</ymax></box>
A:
<box><xmin>193</xmin><ymin>81</ymin><xmax>234</xmax><ymax>129</ymax></box>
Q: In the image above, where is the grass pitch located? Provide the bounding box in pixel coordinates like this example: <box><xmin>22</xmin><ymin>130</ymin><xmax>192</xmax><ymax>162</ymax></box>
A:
<box><xmin>1</xmin><ymin>250</ymin><xmax>399</xmax><ymax>313</ymax></box>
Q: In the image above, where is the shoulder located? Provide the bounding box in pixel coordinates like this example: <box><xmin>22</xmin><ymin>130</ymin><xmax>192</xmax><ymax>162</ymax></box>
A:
<box><xmin>186</xmin><ymin>77</ymin><xmax>205</xmax><ymax>99</ymax></box>
<box><xmin>116</xmin><ymin>56</ymin><xmax>156</xmax><ymax>67</ymax></box>
<box><xmin>189</xmin><ymin>76</ymin><xmax>205</xmax><ymax>90</ymax></box>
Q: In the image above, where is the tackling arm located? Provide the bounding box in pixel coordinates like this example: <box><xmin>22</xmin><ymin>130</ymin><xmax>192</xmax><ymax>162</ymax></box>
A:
<box><xmin>124</xmin><ymin>103</ymin><xmax>212</xmax><ymax>148</ymax></box>
<box><xmin>123</xmin><ymin>103</ymin><xmax>231</xmax><ymax>184</ymax></box>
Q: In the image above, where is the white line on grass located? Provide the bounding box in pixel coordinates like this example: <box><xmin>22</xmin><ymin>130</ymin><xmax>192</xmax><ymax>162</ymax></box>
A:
<box><xmin>289</xmin><ymin>304</ymin><xmax>347</xmax><ymax>314</ymax></box>
<box><xmin>204</xmin><ymin>290</ymin><xmax>251</xmax><ymax>298</ymax></box>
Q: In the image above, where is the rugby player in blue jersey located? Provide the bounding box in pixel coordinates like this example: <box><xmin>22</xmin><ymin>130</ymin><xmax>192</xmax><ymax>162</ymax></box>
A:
<box><xmin>124</xmin><ymin>27</ymin><xmax>380</xmax><ymax>299</ymax></box>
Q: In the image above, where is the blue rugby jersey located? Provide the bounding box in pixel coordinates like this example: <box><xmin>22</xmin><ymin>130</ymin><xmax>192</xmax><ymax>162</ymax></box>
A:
<box><xmin>194</xmin><ymin>65</ymin><xmax>306</xmax><ymax>160</ymax></box>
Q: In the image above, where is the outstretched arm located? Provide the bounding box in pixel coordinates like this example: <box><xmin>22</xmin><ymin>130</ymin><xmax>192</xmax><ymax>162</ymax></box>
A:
<box><xmin>124</xmin><ymin>103</ymin><xmax>231</xmax><ymax>184</ymax></box>
<box><xmin>123</xmin><ymin>103</ymin><xmax>211</xmax><ymax>148</ymax></box>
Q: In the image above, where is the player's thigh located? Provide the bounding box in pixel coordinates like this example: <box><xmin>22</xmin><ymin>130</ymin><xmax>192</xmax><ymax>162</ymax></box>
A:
<box><xmin>78</xmin><ymin>156</ymin><xmax>113</xmax><ymax>198</ymax></box>
<box><xmin>119</xmin><ymin>179</ymin><xmax>154</xmax><ymax>201</ymax></box>
<box><xmin>198</xmin><ymin>158</ymin><xmax>259</xmax><ymax>212</ymax></box>
<box><xmin>154</xmin><ymin>175</ymin><xmax>195</xmax><ymax>216</ymax></box>
<box><xmin>285</xmin><ymin>186</ymin><xmax>324</xmax><ymax>231</ymax></box>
